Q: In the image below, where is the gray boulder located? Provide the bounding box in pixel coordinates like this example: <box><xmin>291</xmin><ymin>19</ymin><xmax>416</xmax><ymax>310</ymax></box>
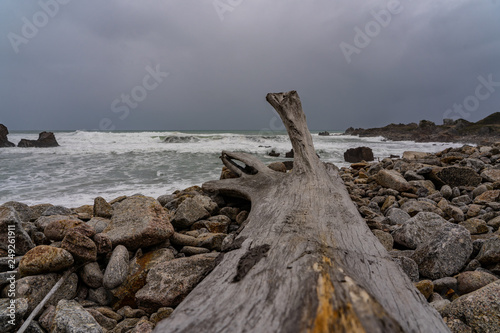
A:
<box><xmin>172</xmin><ymin>196</ymin><xmax>217</xmax><ymax>229</ymax></box>
<box><xmin>392</xmin><ymin>212</ymin><xmax>448</xmax><ymax>249</ymax></box>
<box><xmin>51</xmin><ymin>299</ymin><xmax>103</xmax><ymax>333</ymax></box>
<box><xmin>0</xmin><ymin>206</ymin><xmax>35</xmax><ymax>255</ymax></box>
<box><xmin>385</xmin><ymin>208</ymin><xmax>411</xmax><ymax>225</ymax></box>
<box><xmin>103</xmin><ymin>245</ymin><xmax>129</xmax><ymax>290</ymax></box>
<box><xmin>102</xmin><ymin>196</ymin><xmax>174</xmax><ymax>249</ymax></box>
<box><xmin>0</xmin><ymin>201</ymin><xmax>32</xmax><ymax>222</ymax></box>
<box><xmin>442</xmin><ymin>280</ymin><xmax>500</xmax><ymax>332</ymax></box>
<box><xmin>136</xmin><ymin>253</ymin><xmax>218</xmax><ymax>313</ymax></box>
<box><xmin>412</xmin><ymin>223</ymin><xmax>473</xmax><ymax>279</ymax></box>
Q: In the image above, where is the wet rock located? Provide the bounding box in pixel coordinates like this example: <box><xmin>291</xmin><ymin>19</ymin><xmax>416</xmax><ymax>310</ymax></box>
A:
<box><xmin>456</xmin><ymin>270</ymin><xmax>498</xmax><ymax>295</ymax></box>
<box><xmin>103</xmin><ymin>245</ymin><xmax>129</xmax><ymax>290</ymax></box>
<box><xmin>344</xmin><ymin>147</ymin><xmax>374</xmax><ymax>163</ymax></box>
<box><xmin>29</xmin><ymin>204</ymin><xmax>54</xmax><ymax>222</ymax></box>
<box><xmin>0</xmin><ymin>207</ymin><xmax>35</xmax><ymax>255</ymax></box>
<box><xmin>136</xmin><ymin>253</ymin><xmax>218</xmax><ymax>313</ymax></box>
<box><xmin>94</xmin><ymin>197</ymin><xmax>113</xmax><ymax>219</ymax></box>
<box><xmin>80</xmin><ymin>262</ymin><xmax>104</xmax><ymax>289</ymax></box>
<box><xmin>51</xmin><ymin>299</ymin><xmax>103</xmax><ymax>333</ymax></box>
<box><xmin>442</xmin><ymin>280</ymin><xmax>500</xmax><ymax>332</ymax></box>
<box><xmin>18</xmin><ymin>131</ymin><xmax>59</xmax><ymax>148</ymax></box>
<box><xmin>102</xmin><ymin>196</ymin><xmax>174</xmax><ymax>249</ymax></box>
<box><xmin>61</xmin><ymin>230</ymin><xmax>97</xmax><ymax>262</ymax></box>
<box><xmin>412</xmin><ymin>223</ymin><xmax>473</xmax><ymax>279</ymax></box>
<box><xmin>19</xmin><ymin>245</ymin><xmax>74</xmax><ymax>276</ymax></box>
<box><xmin>375</xmin><ymin>169</ymin><xmax>413</xmax><ymax>192</ymax></box>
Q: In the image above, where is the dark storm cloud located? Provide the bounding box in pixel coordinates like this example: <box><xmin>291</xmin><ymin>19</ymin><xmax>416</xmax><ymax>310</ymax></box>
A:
<box><xmin>1</xmin><ymin>0</ymin><xmax>499</xmax><ymax>131</ymax></box>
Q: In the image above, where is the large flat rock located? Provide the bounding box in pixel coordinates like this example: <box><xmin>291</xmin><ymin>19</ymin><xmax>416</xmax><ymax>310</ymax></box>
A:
<box><xmin>102</xmin><ymin>196</ymin><xmax>174</xmax><ymax>249</ymax></box>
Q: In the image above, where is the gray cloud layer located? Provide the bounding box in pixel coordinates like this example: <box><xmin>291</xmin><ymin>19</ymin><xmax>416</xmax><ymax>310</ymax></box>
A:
<box><xmin>1</xmin><ymin>0</ymin><xmax>499</xmax><ymax>131</ymax></box>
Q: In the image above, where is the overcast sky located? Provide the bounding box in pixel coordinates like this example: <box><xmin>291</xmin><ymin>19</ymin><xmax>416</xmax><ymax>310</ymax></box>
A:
<box><xmin>1</xmin><ymin>0</ymin><xmax>499</xmax><ymax>131</ymax></box>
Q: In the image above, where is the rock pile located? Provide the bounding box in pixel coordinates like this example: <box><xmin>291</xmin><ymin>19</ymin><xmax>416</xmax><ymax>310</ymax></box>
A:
<box><xmin>0</xmin><ymin>186</ymin><xmax>250</xmax><ymax>332</ymax></box>
<box><xmin>340</xmin><ymin>144</ymin><xmax>500</xmax><ymax>332</ymax></box>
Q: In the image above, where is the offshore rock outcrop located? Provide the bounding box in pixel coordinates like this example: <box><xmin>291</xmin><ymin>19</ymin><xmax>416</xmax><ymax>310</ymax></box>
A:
<box><xmin>18</xmin><ymin>132</ymin><xmax>59</xmax><ymax>148</ymax></box>
<box><xmin>0</xmin><ymin>124</ymin><xmax>15</xmax><ymax>148</ymax></box>
<box><xmin>345</xmin><ymin>112</ymin><xmax>500</xmax><ymax>144</ymax></box>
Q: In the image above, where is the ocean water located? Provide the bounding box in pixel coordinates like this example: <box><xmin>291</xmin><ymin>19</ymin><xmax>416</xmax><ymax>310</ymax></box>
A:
<box><xmin>0</xmin><ymin>130</ymin><xmax>462</xmax><ymax>207</ymax></box>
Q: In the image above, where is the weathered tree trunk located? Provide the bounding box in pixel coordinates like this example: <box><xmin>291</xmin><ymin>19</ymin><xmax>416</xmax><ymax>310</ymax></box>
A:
<box><xmin>154</xmin><ymin>91</ymin><xmax>450</xmax><ymax>333</ymax></box>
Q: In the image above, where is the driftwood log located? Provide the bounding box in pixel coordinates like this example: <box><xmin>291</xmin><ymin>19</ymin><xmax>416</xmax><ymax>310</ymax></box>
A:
<box><xmin>154</xmin><ymin>91</ymin><xmax>450</xmax><ymax>333</ymax></box>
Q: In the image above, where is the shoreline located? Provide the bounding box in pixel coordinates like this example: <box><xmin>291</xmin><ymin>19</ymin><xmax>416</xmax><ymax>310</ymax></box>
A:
<box><xmin>1</xmin><ymin>143</ymin><xmax>500</xmax><ymax>331</ymax></box>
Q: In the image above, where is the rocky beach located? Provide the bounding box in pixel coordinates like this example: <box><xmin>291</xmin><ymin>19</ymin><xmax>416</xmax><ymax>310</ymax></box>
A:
<box><xmin>0</xmin><ymin>141</ymin><xmax>499</xmax><ymax>332</ymax></box>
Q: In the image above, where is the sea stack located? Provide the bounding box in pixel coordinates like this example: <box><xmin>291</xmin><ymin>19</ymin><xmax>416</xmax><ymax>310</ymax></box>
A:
<box><xmin>18</xmin><ymin>131</ymin><xmax>59</xmax><ymax>148</ymax></box>
<box><xmin>0</xmin><ymin>124</ymin><xmax>15</xmax><ymax>147</ymax></box>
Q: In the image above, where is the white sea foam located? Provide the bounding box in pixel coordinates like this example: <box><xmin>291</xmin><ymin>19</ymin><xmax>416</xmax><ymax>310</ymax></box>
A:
<box><xmin>0</xmin><ymin>130</ymin><xmax>462</xmax><ymax>207</ymax></box>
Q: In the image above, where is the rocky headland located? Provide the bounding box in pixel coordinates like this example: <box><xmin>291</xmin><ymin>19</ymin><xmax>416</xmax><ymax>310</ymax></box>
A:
<box><xmin>1</xmin><ymin>144</ymin><xmax>500</xmax><ymax>332</ymax></box>
<box><xmin>345</xmin><ymin>112</ymin><xmax>500</xmax><ymax>144</ymax></box>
